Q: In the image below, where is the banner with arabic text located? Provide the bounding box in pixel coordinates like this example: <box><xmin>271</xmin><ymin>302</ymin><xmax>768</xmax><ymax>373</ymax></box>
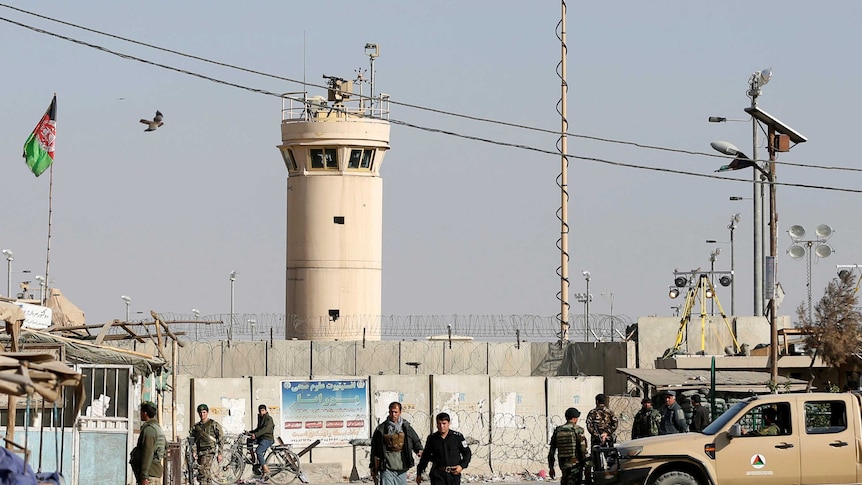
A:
<box><xmin>280</xmin><ymin>379</ymin><xmax>369</xmax><ymax>447</ymax></box>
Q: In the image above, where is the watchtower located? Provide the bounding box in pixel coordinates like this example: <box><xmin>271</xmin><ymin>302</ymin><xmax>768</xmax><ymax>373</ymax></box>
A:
<box><xmin>276</xmin><ymin>45</ymin><xmax>389</xmax><ymax>340</ymax></box>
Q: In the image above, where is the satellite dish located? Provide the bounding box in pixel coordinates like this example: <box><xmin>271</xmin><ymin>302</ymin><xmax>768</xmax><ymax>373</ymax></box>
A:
<box><xmin>787</xmin><ymin>245</ymin><xmax>806</xmax><ymax>261</ymax></box>
<box><xmin>815</xmin><ymin>243</ymin><xmax>834</xmax><ymax>259</ymax></box>
<box><xmin>787</xmin><ymin>225</ymin><xmax>806</xmax><ymax>241</ymax></box>
<box><xmin>815</xmin><ymin>224</ymin><xmax>833</xmax><ymax>240</ymax></box>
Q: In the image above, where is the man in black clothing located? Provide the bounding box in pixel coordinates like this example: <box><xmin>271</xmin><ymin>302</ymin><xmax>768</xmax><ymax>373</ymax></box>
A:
<box><xmin>689</xmin><ymin>395</ymin><xmax>711</xmax><ymax>432</ymax></box>
<box><xmin>416</xmin><ymin>413</ymin><xmax>472</xmax><ymax>485</ymax></box>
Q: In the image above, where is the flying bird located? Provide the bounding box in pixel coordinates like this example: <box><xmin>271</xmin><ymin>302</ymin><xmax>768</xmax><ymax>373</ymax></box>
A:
<box><xmin>140</xmin><ymin>111</ymin><xmax>164</xmax><ymax>132</ymax></box>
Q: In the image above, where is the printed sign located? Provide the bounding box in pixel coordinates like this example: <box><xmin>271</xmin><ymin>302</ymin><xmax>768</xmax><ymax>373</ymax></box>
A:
<box><xmin>280</xmin><ymin>379</ymin><xmax>369</xmax><ymax>447</ymax></box>
<box><xmin>17</xmin><ymin>302</ymin><xmax>52</xmax><ymax>330</ymax></box>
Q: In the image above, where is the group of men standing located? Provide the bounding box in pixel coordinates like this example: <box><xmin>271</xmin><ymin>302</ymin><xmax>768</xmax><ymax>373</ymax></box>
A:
<box><xmin>549</xmin><ymin>392</ymin><xmax>712</xmax><ymax>485</ymax></box>
<box><xmin>131</xmin><ymin>393</ymin><xmax>709</xmax><ymax>485</ymax></box>
<box><xmin>129</xmin><ymin>401</ymin><xmax>274</xmax><ymax>485</ymax></box>
<box><xmin>631</xmin><ymin>390</ymin><xmax>711</xmax><ymax>439</ymax></box>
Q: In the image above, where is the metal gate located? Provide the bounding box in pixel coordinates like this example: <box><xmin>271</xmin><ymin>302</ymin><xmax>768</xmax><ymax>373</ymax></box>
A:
<box><xmin>74</xmin><ymin>364</ymin><xmax>135</xmax><ymax>485</ymax></box>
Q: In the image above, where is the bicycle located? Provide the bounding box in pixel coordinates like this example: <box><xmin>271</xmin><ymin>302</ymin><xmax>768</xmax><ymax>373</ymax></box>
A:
<box><xmin>215</xmin><ymin>432</ymin><xmax>319</xmax><ymax>484</ymax></box>
<box><xmin>183</xmin><ymin>435</ymin><xmax>232</xmax><ymax>485</ymax></box>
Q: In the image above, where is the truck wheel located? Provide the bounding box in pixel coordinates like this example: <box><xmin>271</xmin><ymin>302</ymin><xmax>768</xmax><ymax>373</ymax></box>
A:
<box><xmin>653</xmin><ymin>471</ymin><xmax>699</xmax><ymax>485</ymax></box>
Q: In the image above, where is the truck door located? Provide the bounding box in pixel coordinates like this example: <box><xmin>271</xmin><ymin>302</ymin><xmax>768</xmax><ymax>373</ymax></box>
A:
<box><xmin>714</xmin><ymin>402</ymin><xmax>800</xmax><ymax>485</ymax></box>
<box><xmin>799</xmin><ymin>398</ymin><xmax>856</xmax><ymax>484</ymax></box>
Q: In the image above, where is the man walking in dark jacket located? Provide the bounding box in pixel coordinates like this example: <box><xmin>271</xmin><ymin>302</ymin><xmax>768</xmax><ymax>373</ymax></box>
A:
<box><xmin>371</xmin><ymin>402</ymin><xmax>424</xmax><ymax>485</ymax></box>
<box><xmin>417</xmin><ymin>413</ymin><xmax>471</xmax><ymax>485</ymax></box>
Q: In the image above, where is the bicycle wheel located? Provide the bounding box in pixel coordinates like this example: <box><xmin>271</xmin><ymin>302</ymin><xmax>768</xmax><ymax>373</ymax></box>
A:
<box><xmin>183</xmin><ymin>440</ymin><xmax>196</xmax><ymax>484</ymax></box>
<box><xmin>211</xmin><ymin>450</ymin><xmax>245</xmax><ymax>484</ymax></box>
<box><xmin>265</xmin><ymin>448</ymin><xmax>304</xmax><ymax>484</ymax></box>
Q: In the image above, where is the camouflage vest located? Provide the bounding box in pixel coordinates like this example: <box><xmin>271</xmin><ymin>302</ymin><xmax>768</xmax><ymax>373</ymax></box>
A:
<box><xmin>554</xmin><ymin>423</ymin><xmax>586</xmax><ymax>468</ymax></box>
<box><xmin>192</xmin><ymin>419</ymin><xmax>222</xmax><ymax>450</ymax></box>
<box><xmin>634</xmin><ymin>409</ymin><xmax>660</xmax><ymax>437</ymax></box>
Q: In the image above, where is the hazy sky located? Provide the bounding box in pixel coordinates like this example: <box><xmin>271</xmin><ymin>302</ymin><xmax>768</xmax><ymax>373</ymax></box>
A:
<box><xmin>2</xmin><ymin>1</ymin><xmax>861</xmax><ymax>331</ymax></box>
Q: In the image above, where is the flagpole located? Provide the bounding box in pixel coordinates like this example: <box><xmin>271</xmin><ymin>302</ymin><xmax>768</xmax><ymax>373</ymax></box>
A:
<box><xmin>42</xmin><ymin>92</ymin><xmax>57</xmax><ymax>306</ymax></box>
<box><xmin>44</xmin><ymin>163</ymin><xmax>53</xmax><ymax>305</ymax></box>
<box><xmin>8</xmin><ymin>94</ymin><xmax>57</xmax><ymax>450</ymax></box>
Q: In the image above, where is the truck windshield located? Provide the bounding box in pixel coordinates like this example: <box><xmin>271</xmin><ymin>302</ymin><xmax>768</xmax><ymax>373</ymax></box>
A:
<box><xmin>702</xmin><ymin>401</ymin><xmax>749</xmax><ymax>435</ymax></box>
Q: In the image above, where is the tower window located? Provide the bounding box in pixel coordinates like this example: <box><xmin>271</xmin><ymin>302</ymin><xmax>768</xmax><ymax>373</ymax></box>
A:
<box><xmin>360</xmin><ymin>149</ymin><xmax>374</xmax><ymax>169</ymax></box>
<box><xmin>348</xmin><ymin>149</ymin><xmax>375</xmax><ymax>170</ymax></box>
<box><xmin>281</xmin><ymin>148</ymin><xmax>298</xmax><ymax>172</ymax></box>
<box><xmin>310</xmin><ymin>148</ymin><xmax>338</xmax><ymax>170</ymax></box>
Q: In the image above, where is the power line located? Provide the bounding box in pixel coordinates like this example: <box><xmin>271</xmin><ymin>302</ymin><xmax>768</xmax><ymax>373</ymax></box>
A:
<box><xmin>5</xmin><ymin>3</ymin><xmax>857</xmax><ymax>176</ymax></box>
<box><xmin>2</xmin><ymin>4</ymin><xmax>859</xmax><ymax>175</ymax></box>
<box><xmin>1</xmin><ymin>10</ymin><xmax>862</xmax><ymax>193</ymax></box>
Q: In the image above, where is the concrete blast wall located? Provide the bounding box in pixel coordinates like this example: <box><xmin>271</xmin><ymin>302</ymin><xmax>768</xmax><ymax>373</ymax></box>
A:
<box><xmin>170</xmin><ymin>374</ymin><xmax>602</xmax><ymax>477</ymax></box>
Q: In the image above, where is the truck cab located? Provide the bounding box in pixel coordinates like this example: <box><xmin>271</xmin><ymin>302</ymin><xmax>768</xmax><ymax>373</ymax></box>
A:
<box><xmin>595</xmin><ymin>392</ymin><xmax>861</xmax><ymax>485</ymax></box>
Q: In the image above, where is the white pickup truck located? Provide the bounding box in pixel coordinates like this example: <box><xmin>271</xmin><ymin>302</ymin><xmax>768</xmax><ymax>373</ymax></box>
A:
<box><xmin>594</xmin><ymin>391</ymin><xmax>861</xmax><ymax>485</ymax></box>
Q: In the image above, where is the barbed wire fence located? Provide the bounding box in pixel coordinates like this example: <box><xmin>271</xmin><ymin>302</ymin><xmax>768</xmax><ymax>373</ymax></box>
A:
<box><xmin>110</xmin><ymin>312</ymin><xmax>646</xmax><ymax>476</ymax></box>
<box><xmin>148</xmin><ymin>312</ymin><xmax>635</xmax><ymax>343</ymax></box>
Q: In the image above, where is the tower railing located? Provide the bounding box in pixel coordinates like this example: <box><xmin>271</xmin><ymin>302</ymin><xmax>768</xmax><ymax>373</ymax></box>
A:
<box><xmin>281</xmin><ymin>92</ymin><xmax>390</xmax><ymax>123</ymax></box>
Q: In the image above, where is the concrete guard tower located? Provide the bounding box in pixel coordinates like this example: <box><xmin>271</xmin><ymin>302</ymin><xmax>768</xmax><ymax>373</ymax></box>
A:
<box><xmin>277</xmin><ymin>45</ymin><xmax>389</xmax><ymax>341</ymax></box>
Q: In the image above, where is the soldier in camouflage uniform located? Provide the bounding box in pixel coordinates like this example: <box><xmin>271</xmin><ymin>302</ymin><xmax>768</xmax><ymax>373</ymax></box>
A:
<box><xmin>586</xmin><ymin>394</ymin><xmax>619</xmax><ymax>449</ymax></box>
<box><xmin>190</xmin><ymin>403</ymin><xmax>224</xmax><ymax>484</ymax></box>
<box><xmin>548</xmin><ymin>408</ymin><xmax>587</xmax><ymax>485</ymax></box>
<box><xmin>631</xmin><ymin>397</ymin><xmax>661</xmax><ymax>439</ymax></box>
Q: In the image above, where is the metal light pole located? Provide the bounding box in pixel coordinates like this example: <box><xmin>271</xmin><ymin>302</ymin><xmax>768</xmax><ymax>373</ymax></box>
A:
<box><xmin>728</xmin><ymin>213</ymin><xmax>740</xmax><ymax>316</ymax></box>
<box><xmin>581</xmin><ymin>271</ymin><xmax>591</xmax><ymax>341</ymax></box>
<box><xmin>192</xmin><ymin>309</ymin><xmax>200</xmax><ymax>340</ymax></box>
<box><xmin>709</xmin><ymin>249</ymin><xmax>721</xmax><ymax>315</ymax></box>
<box><xmin>35</xmin><ymin>275</ymin><xmax>46</xmax><ymax>304</ymax></box>
<box><xmin>229</xmin><ymin>270</ymin><xmax>237</xmax><ymax>341</ymax></box>
<box><xmin>2</xmin><ymin>249</ymin><xmax>12</xmax><ymax>298</ymax></box>
<box><xmin>249</xmin><ymin>319</ymin><xmax>256</xmax><ymax>341</ymax></box>
<box><xmin>747</xmin><ymin>68</ymin><xmax>771</xmax><ymax>318</ymax></box>
<box><xmin>601</xmin><ymin>292</ymin><xmax>614</xmax><ymax>341</ymax></box>
<box><xmin>713</xmin><ymin>98</ymin><xmax>808</xmax><ymax>384</ymax></box>
<box><xmin>787</xmin><ymin>224</ymin><xmax>834</xmax><ymax>324</ymax></box>
<box><xmin>121</xmin><ymin>295</ymin><xmax>131</xmax><ymax>321</ymax></box>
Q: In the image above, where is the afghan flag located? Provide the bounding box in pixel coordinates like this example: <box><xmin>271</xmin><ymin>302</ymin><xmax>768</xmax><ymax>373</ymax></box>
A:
<box><xmin>22</xmin><ymin>95</ymin><xmax>57</xmax><ymax>177</ymax></box>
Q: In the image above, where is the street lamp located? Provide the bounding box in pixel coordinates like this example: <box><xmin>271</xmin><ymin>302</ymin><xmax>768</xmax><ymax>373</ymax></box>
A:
<box><xmin>574</xmin><ymin>271</ymin><xmax>592</xmax><ymax>342</ymax></box>
<box><xmin>2</xmin><ymin>249</ymin><xmax>12</xmax><ymax>298</ymax></box>
<box><xmin>229</xmin><ymin>270</ymin><xmax>237</xmax><ymax>341</ymax></box>
<box><xmin>121</xmin><ymin>295</ymin><xmax>131</xmax><ymax>321</ymax></box>
<box><xmin>711</xmin><ymin>95</ymin><xmax>807</xmax><ymax>384</ymax></box>
<box><xmin>709</xmin><ymin>249</ymin><xmax>721</xmax><ymax>315</ymax></box>
<box><xmin>192</xmin><ymin>308</ymin><xmax>200</xmax><ymax>320</ymax></box>
<box><xmin>35</xmin><ymin>275</ymin><xmax>46</xmax><ymax>304</ymax></box>
<box><xmin>249</xmin><ymin>318</ymin><xmax>256</xmax><ymax>341</ymax></box>
<box><xmin>787</xmin><ymin>224</ymin><xmax>835</xmax><ymax>323</ymax></box>
<box><xmin>711</xmin><ymin>68</ymin><xmax>771</xmax><ymax>317</ymax></box>
<box><xmin>707</xmin><ymin>213</ymin><xmax>741</xmax><ymax>316</ymax></box>
<box><xmin>601</xmin><ymin>292</ymin><xmax>615</xmax><ymax>341</ymax></box>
